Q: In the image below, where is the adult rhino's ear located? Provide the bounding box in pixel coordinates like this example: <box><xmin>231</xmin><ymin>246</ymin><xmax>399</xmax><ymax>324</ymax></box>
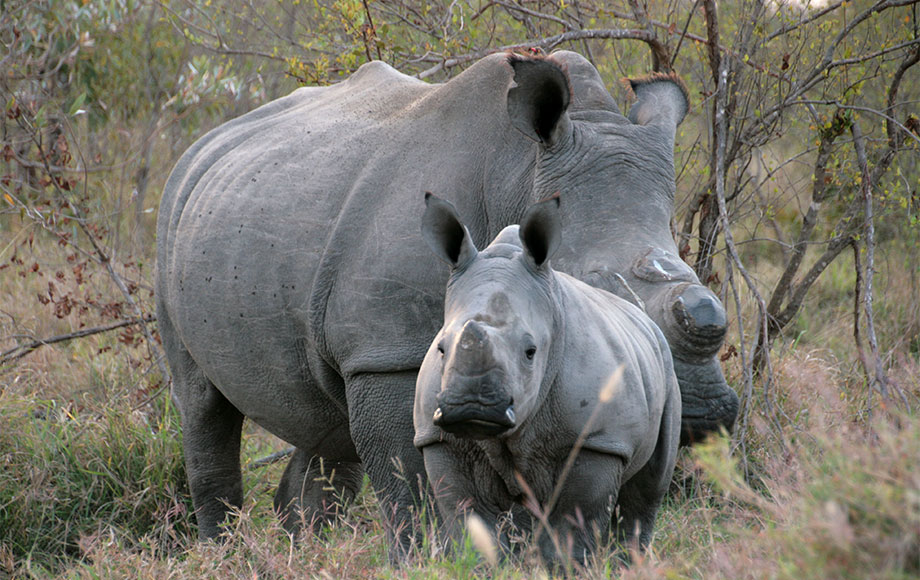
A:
<box><xmin>519</xmin><ymin>194</ymin><xmax>562</xmax><ymax>268</ymax></box>
<box><xmin>422</xmin><ymin>193</ymin><xmax>478</xmax><ymax>268</ymax></box>
<box><xmin>622</xmin><ymin>72</ymin><xmax>690</xmax><ymax>128</ymax></box>
<box><xmin>507</xmin><ymin>55</ymin><xmax>571</xmax><ymax>146</ymax></box>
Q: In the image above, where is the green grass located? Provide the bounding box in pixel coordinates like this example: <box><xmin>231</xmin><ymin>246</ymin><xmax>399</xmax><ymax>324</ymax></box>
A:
<box><xmin>0</xmin><ymin>391</ymin><xmax>192</xmax><ymax>574</ymax></box>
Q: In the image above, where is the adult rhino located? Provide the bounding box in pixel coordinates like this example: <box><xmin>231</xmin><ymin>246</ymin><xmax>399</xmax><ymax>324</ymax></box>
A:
<box><xmin>156</xmin><ymin>50</ymin><xmax>737</xmax><ymax>548</ymax></box>
<box><xmin>415</xmin><ymin>194</ymin><xmax>680</xmax><ymax>564</ymax></box>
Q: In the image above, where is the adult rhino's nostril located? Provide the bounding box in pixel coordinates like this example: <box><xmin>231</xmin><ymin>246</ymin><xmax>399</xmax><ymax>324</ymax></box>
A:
<box><xmin>670</xmin><ymin>285</ymin><xmax>727</xmax><ymax>356</ymax></box>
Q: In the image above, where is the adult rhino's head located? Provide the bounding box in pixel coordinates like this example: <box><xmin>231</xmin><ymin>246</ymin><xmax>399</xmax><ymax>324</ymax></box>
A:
<box><xmin>417</xmin><ymin>193</ymin><xmax>562</xmax><ymax>440</ymax></box>
<box><xmin>502</xmin><ymin>51</ymin><xmax>738</xmax><ymax>443</ymax></box>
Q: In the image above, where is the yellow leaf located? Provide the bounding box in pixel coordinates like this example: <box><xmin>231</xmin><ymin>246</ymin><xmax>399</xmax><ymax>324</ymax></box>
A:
<box><xmin>3</xmin><ymin>193</ymin><xmax>14</xmax><ymax>206</ymax></box>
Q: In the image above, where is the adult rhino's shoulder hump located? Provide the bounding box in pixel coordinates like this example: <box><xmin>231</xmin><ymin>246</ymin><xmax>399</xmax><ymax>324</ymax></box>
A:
<box><xmin>344</xmin><ymin>60</ymin><xmax>425</xmax><ymax>89</ymax></box>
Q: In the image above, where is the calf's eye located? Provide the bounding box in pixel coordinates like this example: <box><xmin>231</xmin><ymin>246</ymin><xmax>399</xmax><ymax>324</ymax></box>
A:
<box><xmin>525</xmin><ymin>346</ymin><xmax>536</xmax><ymax>360</ymax></box>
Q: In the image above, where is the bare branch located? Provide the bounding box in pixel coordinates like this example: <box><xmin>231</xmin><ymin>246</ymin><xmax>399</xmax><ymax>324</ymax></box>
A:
<box><xmin>10</xmin><ymin>111</ymin><xmax>171</xmax><ymax>385</ymax></box>
<box><xmin>885</xmin><ymin>45</ymin><xmax>920</xmax><ymax>147</ymax></box>
<box><xmin>765</xmin><ymin>0</ymin><xmax>846</xmax><ymax>42</ymax></box>
<box><xmin>792</xmin><ymin>101</ymin><xmax>920</xmax><ymax>148</ymax></box>
<box><xmin>626</xmin><ymin>0</ymin><xmax>671</xmax><ymax>71</ymax></box>
<box><xmin>765</xmin><ymin>110</ymin><xmax>849</xmax><ymax>333</ymax></box>
<box><xmin>0</xmin><ymin>316</ymin><xmax>156</xmax><ymax>365</ymax></box>
<box><xmin>494</xmin><ymin>0</ymin><xmax>575</xmax><ymax>31</ymax></box>
<box><xmin>710</xmin><ymin>43</ymin><xmax>773</xmax><ymax>451</ymax></box>
<box><xmin>415</xmin><ymin>28</ymin><xmax>664</xmax><ymax>79</ymax></box>
<box><xmin>748</xmin><ymin>1</ymin><xmax>920</xmax><ymax>142</ymax></box>
<box><xmin>850</xmin><ymin>120</ymin><xmax>890</xmax><ymax>401</ymax></box>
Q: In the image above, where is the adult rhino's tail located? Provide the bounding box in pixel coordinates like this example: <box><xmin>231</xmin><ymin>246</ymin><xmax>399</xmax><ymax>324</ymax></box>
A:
<box><xmin>621</xmin><ymin>72</ymin><xmax>690</xmax><ymax>129</ymax></box>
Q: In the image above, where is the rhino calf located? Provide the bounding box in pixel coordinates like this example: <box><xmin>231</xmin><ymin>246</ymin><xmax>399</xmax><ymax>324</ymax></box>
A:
<box><xmin>415</xmin><ymin>194</ymin><xmax>681</xmax><ymax>564</ymax></box>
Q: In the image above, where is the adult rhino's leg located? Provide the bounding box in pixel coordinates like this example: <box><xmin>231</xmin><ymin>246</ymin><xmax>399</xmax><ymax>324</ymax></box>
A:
<box><xmin>646</xmin><ymin>282</ymin><xmax>740</xmax><ymax>444</ymax></box>
<box><xmin>166</xmin><ymin>341</ymin><xmax>245</xmax><ymax>540</ymax></box>
<box><xmin>345</xmin><ymin>370</ymin><xmax>428</xmax><ymax>561</ymax></box>
<box><xmin>274</xmin><ymin>448</ymin><xmax>363</xmax><ymax>536</ymax></box>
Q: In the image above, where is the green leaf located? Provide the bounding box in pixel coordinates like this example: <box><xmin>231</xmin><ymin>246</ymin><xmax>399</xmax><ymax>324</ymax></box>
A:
<box><xmin>68</xmin><ymin>92</ymin><xmax>87</xmax><ymax>117</ymax></box>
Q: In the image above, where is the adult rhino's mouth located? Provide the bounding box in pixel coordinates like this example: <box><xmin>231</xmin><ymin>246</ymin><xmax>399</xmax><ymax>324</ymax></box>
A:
<box><xmin>433</xmin><ymin>403</ymin><xmax>516</xmax><ymax>439</ymax></box>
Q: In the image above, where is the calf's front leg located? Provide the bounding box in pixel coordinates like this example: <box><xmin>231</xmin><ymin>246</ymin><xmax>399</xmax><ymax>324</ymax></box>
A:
<box><xmin>539</xmin><ymin>449</ymin><xmax>625</xmax><ymax>567</ymax></box>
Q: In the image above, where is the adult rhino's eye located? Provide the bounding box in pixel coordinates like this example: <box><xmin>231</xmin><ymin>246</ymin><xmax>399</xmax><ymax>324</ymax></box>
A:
<box><xmin>525</xmin><ymin>346</ymin><xmax>536</xmax><ymax>360</ymax></box>
<box><xmin>437</xmin><ymin>343</ymin><xmax>445</xmax><ymax>356</ymax></box>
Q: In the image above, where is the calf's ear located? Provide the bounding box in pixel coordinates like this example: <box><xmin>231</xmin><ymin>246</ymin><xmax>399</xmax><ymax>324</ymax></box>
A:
<box><xmin>507</xmin><ymin>56</ymin><xmax>571</xmax><ymax>146</ymax></box>
<box><xmin>422</xmin><ymin>193</ymin><xmax>478</xmax><ymax>268</ymax></box>
<box><xmin>519</xmin><ymin>194</ymin><xmax>562</xmax><ymax>268</ymax></box>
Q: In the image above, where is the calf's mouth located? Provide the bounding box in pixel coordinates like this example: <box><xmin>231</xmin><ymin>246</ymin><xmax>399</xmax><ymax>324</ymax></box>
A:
<box><xmin>433</xmin><ymin>400</ymin><xmax>516</xmax><ymax>439</ymax></box>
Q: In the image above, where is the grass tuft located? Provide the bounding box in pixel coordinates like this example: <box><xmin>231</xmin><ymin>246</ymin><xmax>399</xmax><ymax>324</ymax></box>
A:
<box><xmin>0</xmin><ymin>391</ymin><xmax>192</xmax><ymax>575</ymax></box>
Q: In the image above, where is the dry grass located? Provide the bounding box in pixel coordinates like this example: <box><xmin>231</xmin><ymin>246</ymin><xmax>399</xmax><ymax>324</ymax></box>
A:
<box><xmin>2</xmin><ymin>214</ymin><xmax>919</xmax><ymax>578</ymax></box>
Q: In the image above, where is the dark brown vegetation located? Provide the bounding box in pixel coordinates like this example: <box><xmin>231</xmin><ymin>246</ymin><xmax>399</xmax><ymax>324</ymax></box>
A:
<box><xmin>1</xmin><ymin>1</ymin><xmax>918</xmax><ymax>577</ymax></box>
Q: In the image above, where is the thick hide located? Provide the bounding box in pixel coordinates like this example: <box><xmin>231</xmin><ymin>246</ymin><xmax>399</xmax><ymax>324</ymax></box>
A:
<box><xmin>156</xmin><ymin>50</ymin><xmax>735</xmax><ymax>550</ymax></box>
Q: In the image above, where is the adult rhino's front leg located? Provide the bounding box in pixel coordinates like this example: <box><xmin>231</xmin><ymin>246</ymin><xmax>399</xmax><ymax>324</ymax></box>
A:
<box><xmin>345</xmin><ymin>370</ymin><xmax>430</xmax><ymax>560</ymax></box>
<box><xmin>274</xmin><ymin>448</ymin><xmax>364</xmax><ymax>536</ymax></box>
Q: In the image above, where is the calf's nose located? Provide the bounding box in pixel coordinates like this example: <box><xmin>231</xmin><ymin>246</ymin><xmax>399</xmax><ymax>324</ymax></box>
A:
<box><xmin>450</xmin><ymin>320</ymin><xmax>498</xmax><ymax>375</ymax></box>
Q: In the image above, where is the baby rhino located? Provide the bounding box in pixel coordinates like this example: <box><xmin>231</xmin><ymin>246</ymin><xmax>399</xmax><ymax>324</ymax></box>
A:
<box><xmin>415</xmin><ymin>194</ymin><xmax>681</xmax><ymax>564</ymax></box>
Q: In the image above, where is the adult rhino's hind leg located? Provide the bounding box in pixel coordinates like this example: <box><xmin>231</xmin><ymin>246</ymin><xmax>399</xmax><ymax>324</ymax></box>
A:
<box><xmin>346</xmin><ymin>370</ymin><xmax>429</xmax><ymax>562</ymax></box>
<box><xmin>274</xmin><ymin>448</ymin><xmax>364</xmax><ymax>536</ymax></box>
<box><xmin>168</xmin><ymin>344</ymin><xmax>245</xmax><ymax>540</ymax></box>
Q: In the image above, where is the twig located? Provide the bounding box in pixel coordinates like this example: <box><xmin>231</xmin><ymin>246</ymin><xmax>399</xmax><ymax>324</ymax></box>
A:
<box><xmin>11</xmin><ymin>111</ymin><xmax>172</xmax><ymax>386</ymax></box>
<box><xmin>0</xmin><ymin>316</ymin><xmax>156</xmax><ymax>365</ymax></box>
<box><xmin>415</xmin><ymin>28</ymin><xmax>664</xmax><ymax>79</ymax></box>
<box><xmin>763</xmin><ymin>109</ymin><xmax>848</xmax><ymax>345</ymax></box>
<box><xmin>709</xmin><ymin>42</ymin><xmax>781</xmax><ymax>456</ymax></box>
<box><xmin>626</xmin><ymin>0</ymin><xmax>670</xmax><ymax>71</ymax></box>
<box><xmin>850</xmin><ymin>121</ymin><xmax>890</xmax><ymax>403</ymax></box>
<box><xmin>250</xmin><ymin>447</ymin><xmax>296</xmax><ymax>469</ymax></box>
<box><xmin>361</xmin><ymin>0</ymin><xmax>382</xmax><ymax>62</ymax></box>
<box><xmin>851</xmin><ymin>240</ymin><xmax>871</xmax><ymax>383</ymax></box>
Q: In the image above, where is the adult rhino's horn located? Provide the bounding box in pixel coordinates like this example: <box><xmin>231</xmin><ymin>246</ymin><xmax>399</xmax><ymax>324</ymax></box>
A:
<box><xmin>422</xmin><ymin>193</ymin><xmax>478</xmax><ymax>268</ymax></box>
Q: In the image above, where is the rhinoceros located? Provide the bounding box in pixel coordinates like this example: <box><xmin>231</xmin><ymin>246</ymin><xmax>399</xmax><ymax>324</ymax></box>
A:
<box><xmin>155</xmin><ymin>50</ymin><xmax>736</xmax><ymax>547</ymax></box>
<box><xmin>415</xmin><ymin>194</ymin><xmax>680</xmax><ymax>563</ymax></box>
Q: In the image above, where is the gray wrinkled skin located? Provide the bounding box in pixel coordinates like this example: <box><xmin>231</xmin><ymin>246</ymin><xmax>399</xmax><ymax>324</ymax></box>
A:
<box><xmin>415</xmin><ymin>195</ymin><xmax>681</xmax><ymax>564</ymax></box>
<box><xmin>155</xmin><ymin>50</ymin><xmax>736</xmax><ymax>549</ymax></box>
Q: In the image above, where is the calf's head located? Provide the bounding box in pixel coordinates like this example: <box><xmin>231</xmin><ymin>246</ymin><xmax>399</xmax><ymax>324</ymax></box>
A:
<box><xmin>419</xmin><ymin>193</ymin><xmax>562</xmax><ymax>440</ymax></box>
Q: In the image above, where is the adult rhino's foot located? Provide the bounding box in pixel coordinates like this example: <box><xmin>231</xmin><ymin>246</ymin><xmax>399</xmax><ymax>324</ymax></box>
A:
<box><xmin>673</xmin><ymin>356</ymin><xmax>739</xmax><ymax>446</ymax></box>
